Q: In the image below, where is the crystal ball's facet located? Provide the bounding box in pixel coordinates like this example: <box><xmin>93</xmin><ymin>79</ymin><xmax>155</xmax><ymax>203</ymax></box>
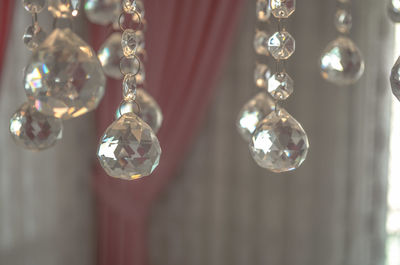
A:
<box><xmin>270</xmin><ymin>0</ymin><xmax>296</xmax><ymax>19</ymax></box>
<box><xmin>268</xmin><ymin>72</ymin><xmax>294</xmax><ymax>100</ymax></box>
<box><xmin>334</xmin><ymin>9</ymin><xmax>352</xmax><ymax>33</ymax></box>
<box><xmin>122</xmin><ymin>29</ymin><xmax>144</xmax><ymax>57</ymax></box>
<box><xmin>256</xmin><ymin>0</ymin><xmax>271</xmax><ymax>21</ymax></box>
<box><xmin>320</xmin><ymin>36</ymin><xmax>364</xmax><ymax>86</ymax></box>
<box><xmin>24</xmin><ymin>28</ymin><xmax>106</xmax><ymax>119</ymax></box>
<box><xmin>390</xmin><ymin>56</ymin><xmax>400</xmax><ymax>101</ymax></box>
<box><xmin>116</xmin><ymin>89</ymin><xmax>163</xmax><ymax>133</ymax></box>
<box><xmin>254</xmin><ymin>30</ymin><xmax>270</xmax><ymax>55</ymax></box>
<box><xmin>22</xmin><ymin>0</ymin><xmax>46</xmax><ymax>13</ymax></box>
<box><xmin>236</xmin><ymin>92</ymin><xmax>275</xmax><ymax>142</ymax></box>
<box><xmin>23</xmin><ymin>24</ymin><xmax>47</xmax><ymax>51</ymax></box>
<box><xmin>388</xmin><ymin>0</ymin><xmax>400</xmax><ymax>23</ymax></box>
<box><xmin>268</xmin><ymin>31</ymin><xmax>295</xmax><ymax>60</ymax></box>
<box><xmin>97</xmin><ymin>113</ymin><xmax>161</xmax><ymax>180</ymax></box>
<box><xmin>249</xmin><ymin>108</ymin><xmax>309</xmax><ymax>173</ymax></box>
<box><xmin>254</xmin><ymin>64</ymin><xmax>272</xmax><ymax>88</ymax></box>
<box><xmin>48</xmin><ymin>0</ymin><xmax>80</xmax><ymax>18</ymax></box>
<box><xmin>10</xmin><ymin>102</ymin><xmax>63</xmax><ymax>151</ymax></box>
<box><xmin>98</xmin><ymin>32</ymin><xmax>124</xmax><ymax>79</ymax></box>
<box><xmin>84</xmin><ymin>0</ymin><xmax>121</xmax><ymax>25</ymax></box>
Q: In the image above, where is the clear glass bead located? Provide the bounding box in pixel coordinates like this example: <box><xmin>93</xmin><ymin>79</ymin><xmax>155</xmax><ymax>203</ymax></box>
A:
<box><xmin>48</xmin><ymin>0</ymin><xmax>81</xmax><ymax>18</ymax></box>
<box><xmin>388</xmin><ymin>0</ymin><xmax>400</xmax><ymax>23</ymax></box>
<box><xmin>268</xmin><ymin>31</ymin><xmax>295</xmax><ymax>60</ymax></box>
<box><xmin>391</xmin><ymin>56</ymin><xmax>400</xmax><ymax>101</ymax></box>
<box><xmin>121</xmin><ymin>29</ymin><xmax>144</xmax><ymax>57</ymax></box>
<box><xmin>254</xmin><ymin>63</ymin><xmax>271</xmax><ymax>88</ymax></box>
<box><xmin>9</xmin><ymin>102</ymin><xmax>63</xmax><ymax>151</ymax></box>
<box><xmin>270</xmin><ymin>0</ymin><xmax>296</xmax><ymax>19</ymax></box>
<box><xmin>84</xmin><ymin>0</ymin><xmax>121</xmax><ymax>25</ymax></box>
<box><xmin>24</xmin><ymin>28</ymin><xmax>106</xmax><ymax>119</ymax></box>
<box><xmin>334</xmin><ymin>9</ymin><xmax>352</xmax><ymax>33</ymax></box>
<box><xmin>254</xmin><ymin>30</ymin><xmax>269</xmax><ymax>55</ymax></box>
<box><xmin>256</xmin><ymin>0</ymin><xmax>271</xmax><ymax>21</ymax></box>
<box><xmin>320</xmin><ymin>36</ymin><xmax>364</xmax><ymax>86</ymax></box>
<box><xmin>116</xmin><ymin>89</ymin><xmax>163</xmax><ymax>133</ymax></box>
<box><xmin>249</xmin><ymin>108</ymin><xmax>309</xmax><ymax>173</ymax></box>
<box><xmin>22</xmin><ymin>0</ymin><xmax>46</xmax><ymax>13</ymax></box>
<box><xmin>98</xmin><ymin>32</ymin><xmax>123</xmax><ymax>79</ymax></box>
<box><xmin>268</xmin><ymin>72</ymin><xmax>293</xmax><ymax>100</ymax></box>
<box><xmin>123</xmin><ymin>74</ymin><xmax>137</xmax><ymax>100</ymax></box>
<box><xmin>236</xmin><ymin>92</ymin><xmax>275</xmax><ymax>142</ymax></box>
<box><xmin>120</xmin><ymin>56</ymin><xmax>141</xmax><ymax>75</ymax></box>
<box><xmin>123</xmin><ymin>0</ymin><xmax>144</xmax><ymax>18</ymax></box>
<box><xmin>97</xmin><ymin>112</ymin><xmax>161</xmax><ymax>180</ymax></box>
<box><xmin>23</xmin><ymin>24</ymin><xmax>47</xmax><ymax>51</ymax></box>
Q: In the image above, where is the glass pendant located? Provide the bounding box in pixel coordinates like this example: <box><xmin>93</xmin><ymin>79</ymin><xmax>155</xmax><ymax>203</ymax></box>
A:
<box><xmin>116</xmin><ymin>89</ymin><xmax>163</xmax><ymax>133</ymax></box>
<box><xmin>10</xmin><ymin>102</ymin><xmax>63</xmax><ymax>150</ymax></box>
<box><xmin>388</xmin><ymin>0</ymin><xmax>400</xmax><ymax>23</ymax></box>
<box><xmin>249</xmin><ymin>108</ymin><xmax>309</xmax><ymax>173</ymax></box>
<box><xmin>320</xmin><ymin>36</ymin><xmax>364</xmax><ymax>86</ymax></box>
<box><xmin>24</xmin><ymin>28</ymin><xmax>106</xmax><ymax>119</ymax></box>
<box><xmin>84</xmin><ymin>0</ymin><xmax>121</xmax><ymax>25</ymax></box>
<box><xmin>97</xmin><ymin>113</ymin><xmax>161</xmax><ymax>180</ymax></box>
<box><xmin>98</xmin><ymin>32</ymin><xmax>124</xmax><ymax>79</ymax></box>
<box><xmin>236</xmin><ymin>92</ymin><xmax>275</xmax><ymax>142</ymax></box>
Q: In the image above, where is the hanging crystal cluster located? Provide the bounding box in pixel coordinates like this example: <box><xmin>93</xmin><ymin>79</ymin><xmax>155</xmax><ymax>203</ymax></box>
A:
<box><xmin>237</xmin><ymin>0</ymin><xmax>309</xmax><ymax>173</ymax></box>
<box><xmin>97</xmin><ymin>0</ymin><xmax>162</xmax><ymax>180</ymax></box>
<box><xmin>320</xmin><ymin>0</ymin><xmax>364</xmax><ymax>86</ymax></box>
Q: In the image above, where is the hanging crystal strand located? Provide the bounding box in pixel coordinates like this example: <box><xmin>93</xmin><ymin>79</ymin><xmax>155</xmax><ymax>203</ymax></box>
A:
<box><xmin>320</xmin><ymin>0</ymin><xmax>364</xmax><ymax>86</ymax></box>
<box><xmin>248</xmin><ymin>0</ymin><xmax>309</xmax><ymax>173</ymax></box>
<box><xmin>237</xmin><ymin>0</ymin><xmax>274</xmax><ymax>142</ymax></box>
<box><xmin>9</xmin><ymin>1</ymin><xmax>63</xmax><ymax>151</ymax></box>
<box><xmin>97</xmin><ymin>0</ymin><xmax>162</xmax><ymax>180</ymax></box>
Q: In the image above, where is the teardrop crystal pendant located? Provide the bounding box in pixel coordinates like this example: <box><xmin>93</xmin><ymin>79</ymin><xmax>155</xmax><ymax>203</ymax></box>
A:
<box><xmin>390</xmin><ymin>56</ymin><xmax>400</xmax><ymax>101</ymax></box>
<box><xmin>98</xmin><ymin>32</ymin><xmax>124</xmax><ymax>79</ymax></box>
<box><xmin>116</xmin><ymin>89</ymin><xmax>163</xmax><ymax>133</ymax></box>
<box><xmin>236</xmin><ymin>92</ymin><xmax>275</xmax><ymax>142</ymax></box>
<box><xmin>388</xmin><ymin>0</ymin><xmax>400</xmax><ymax>23</ymax></box>
<box><xmin>84</xmin><ymin>0</ymin><xmax>121</xmax><ymax>25</ymax></box>
<box><xmin>249</xmin><ymin>108</ymin><xmax>309</xmax><ymax>173</ymax></box>
<box><xmin>24</xmin><ymin>28</ymin><xmax>106</xmax><ymax>119</ymax></box>
<box><xmin>97</xmin><ymin>113</ymin><xmax>161</xmax><ymax>180</ymax></box>
<box><xmin>320</xmin><ymin>36</ymin><xmax>364</xmax><ymax>86</ymax></box>
<box><xmin>9</xmin><ymin>102</ymin><xmax>63</xmax><ymax>151</ymax></box>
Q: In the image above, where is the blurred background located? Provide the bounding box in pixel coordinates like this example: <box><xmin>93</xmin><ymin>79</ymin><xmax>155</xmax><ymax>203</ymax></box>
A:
<box><xmin>0</xmin><ymin>0</ymin><xmax>399</xmax><ymax>264</ymax></box>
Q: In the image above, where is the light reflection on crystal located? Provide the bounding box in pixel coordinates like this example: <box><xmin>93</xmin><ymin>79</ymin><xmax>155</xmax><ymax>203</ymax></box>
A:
<box><xmin>84</xmin><ymin>0</ymin><xmax>121</xmax><ymax>25</ymax></box>
<box><xmin>320</xmin><ymin>36</ymin><xmax>364</xmax><ymax>86</ymax></box>
<box><xmin>24</xmin><ymin>28</ymin><xmax>106</xmax><ymax>119</ymax></box>
<box><xmin>48</xmin><ymin>0</ymin><xmax>81</xmax><ymax>18</ymax></box>
<box><xmin>268</xmin><ymin>31</ymin><xmax>295</xmax><ymax>60</ymax></box>
<box><xmin>270</xmin><ymin>0</ymin><xmax>296</xmax><ymax>18</ymax></box>
<box><xmin>249</xmin><ymin>108</ymin><xmax>308</xmax><ymax>173</ymax></box>
<box><xmin>97</xmin><ymin>113</ymin><xmax>161</xmax><ymax>180</ymax></box>
<box><xmin>98</xmin><ymin>32</ymin><xmax>124</xmax><ymax>79</ymax></box>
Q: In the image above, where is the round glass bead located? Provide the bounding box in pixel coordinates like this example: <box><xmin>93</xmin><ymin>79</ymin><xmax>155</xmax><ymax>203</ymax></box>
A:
<box><xmin>256</xmin><ymin>0</ymin><xmax>271</xmax><ymax>21</ymax></box>
<box><xmin>334</xmin><ymin>9</ymin><xmax>352</xmax><ymax>33</ymax></box>
<box><xmin>10</xmin><ymin>102</ymin><xmax>63</xmax><ymax>150</ymax></box>
<box><xmin>268</xmin><ymin>31</ymin><xmax>295</xmax><ymax>60</ymax></box>
<box><xmin>120</xmin><ymin>56</ymin><xmax>141</xmax><ymax>75</ymax></box>
<box><xmin>22</xmin><ymin>0</ymin><xmax>46</xmax><ymax>13</ymax></box>
<box><xmin>121</xmin><ymin>29</ymin><xmax>144</xmax><ymax>57</ymax></box>
<box><xmin>254</xmin><ymin>30</ymin><xmax>269</xmax><ymax>55</ymax></box>
<box><xmin>270</xmin><ymin>0</ymin><xmax>296</xmax><ymax>19</ymax></box>
<box><xmin>254</xmin><ymin>63</ymin><xmax>271</xmax><ymax>88</ymax></box>
<box><xmin>98</xmin><ymin>32</ymin><xmax>123</xmax><ymax>79</ymax></box>
<box><xmin>123</xmin><ymin>74</ymin><xmax>137</xmax><ymax>100</ymax></box>
<box><xmin>23</xmin><ymin>24</ymin><xmax>47</xmax><ymax>51</ymax></box>
<box><xmin>268</xmin><ymin>72</ymin><xmax>294</xmax><ymax>100</ymax></box>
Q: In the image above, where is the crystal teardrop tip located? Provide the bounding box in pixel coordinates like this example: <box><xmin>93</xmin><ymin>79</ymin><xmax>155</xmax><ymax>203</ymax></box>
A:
<box><xmin>97</xmin><ymin>113</ymin><xmax>161</xmax><ymax>180</ymax></box>
<box><xmin>249</xmin><ymin>108</ymin><xmax>309</xmax><ymax>173</ymax></box>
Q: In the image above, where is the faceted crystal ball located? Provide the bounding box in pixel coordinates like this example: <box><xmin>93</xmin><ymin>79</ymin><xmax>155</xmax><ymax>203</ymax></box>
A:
<box><xmin>98</xmin><ymin>32</ymin><xmax>124</xmax><ymax>79</ymax></box>
<box><xmin>24</xmin><ymin>28</ymin><xmax>106</xmax><ymax>119</ymax></box>
<box><xmin>116</xmin><ymin>89</ymin><xmax>163</xmax><ymax>133</ymax></box>
<box><xmin>270</xmin><ymin>0</ymin><xmax>296</xmax><ymax>19</ymax></box>
<box><xmin>268</xmin><ymin>31</ymin><xmax>295</xmax><ymax>60</ymax></box>
<box><xmin>390</xmin><ymin>56</ymin><xmax>400</xmax><ymax>101</ymax></box>
<box><xmin>97</xmin><ymin>113</ymin><xmax>161</xmax><ymax>180</ymax></box>
<box><xmin>10</xmin><ymin>102</ymin><xmax>63</xmax><ymax>151</ymax></box>
<box><xmin>249</xmin><ymin>108</ymin><xmax>309</xmax><ymax>173</ymax></box>
<box><xmin>84</xmin><ymin>0</ymin><xmax>121</xmax><ymax>25</ymax></box>
<box><xmin>236</xmin><ymin>92</ymin><xmax>275</xmax><ymax>142</ymax></box>
<box><xmin>320</xmin><ymin>37</ymin><xmax>364</xmax><ymax>86</ymax></box>
<box><xmin>388</xmin><ymin>0</ymin><xmax>400</xmax><ymax>23</ymax></box>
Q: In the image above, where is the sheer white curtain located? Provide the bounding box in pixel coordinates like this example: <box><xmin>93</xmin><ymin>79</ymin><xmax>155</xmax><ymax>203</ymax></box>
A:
<box><xmin>149</xmin><ymin>0</ymin><xmax>392</xmax><ymax>265</ymax></box>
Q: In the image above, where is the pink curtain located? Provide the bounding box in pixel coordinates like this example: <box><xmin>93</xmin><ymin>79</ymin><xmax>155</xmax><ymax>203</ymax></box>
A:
<box><xmin>91</xmin><ymin>0</ymin><xmax>244</xmax><ymax>264</ymax></box>
<box><xmin>0</xmin><ymin>1</ymin><xmax>14</xmax><ymax>78</ymax></box>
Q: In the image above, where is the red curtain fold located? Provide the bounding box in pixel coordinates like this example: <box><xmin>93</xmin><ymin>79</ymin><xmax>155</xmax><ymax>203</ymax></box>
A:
<box><xmin>91</xmin><ymin>0</ymin><xmax>244</xmax><ymax>264</ymax></box>
<box><xmin>0</xmin><ymin>0</ymin><xmax>15</xmax><ymax>81</ymax></box>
